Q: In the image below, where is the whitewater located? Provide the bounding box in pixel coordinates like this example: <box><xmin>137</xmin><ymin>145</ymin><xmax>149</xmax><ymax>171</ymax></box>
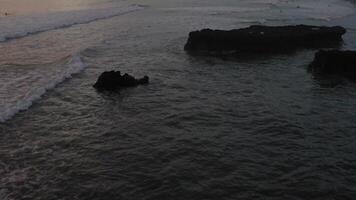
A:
<box><xmin>0</xmin><ymin>0</ymin><xmax>356</xmax><ymax>199</ymax></box>
<box><xmin>0</xmin><ymin>55</ymin><xmax>86</xmax><ymax>122</ymax></box>
<box><xmin>0</xmin><ymin>1</ymin><xmax>146</xmax><ymax>122</ymax></box>
<box><xmin>0</xmin><ymin>4</ymin><xmax>145</xmax><ymax>42</ymax></box>
<box><xmin>0</xmin><ymin>0</ymin><xmax>355</xmax><ymax>123</ymax></box>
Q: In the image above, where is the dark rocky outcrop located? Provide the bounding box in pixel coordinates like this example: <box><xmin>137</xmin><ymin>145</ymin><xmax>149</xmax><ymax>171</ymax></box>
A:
<box><xmin>93</xmin><ymin>71</ymin><xmax>149</xmax><ymax>90</ymax></box>
<box><xmin>184</xmin><ymin>25</ymin><xmax>346</xmax><ymax>54</ymax></box>
<box><xmin>309</xmin><ymin>50</ymin><xmax>356</xmax><ymax>77</ymax></box>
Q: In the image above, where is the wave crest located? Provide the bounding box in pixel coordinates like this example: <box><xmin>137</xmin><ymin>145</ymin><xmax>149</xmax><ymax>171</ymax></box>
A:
<box><xmin>0</xmin><ymin>4</ymin><xmax>145</xmax><ymax>42</ymax></box>
<box><xmin>0</xmin><ymin>55</ymin><xmax>86</xmax><ymax>122</ymax></box>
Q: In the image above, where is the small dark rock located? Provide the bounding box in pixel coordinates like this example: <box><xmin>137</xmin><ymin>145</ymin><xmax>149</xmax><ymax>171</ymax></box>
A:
<box><xmin>184</xmin><ymin>25</ymin><xmax>346</xmax><ymax>54</ymax></box>
<box><xmin>93</xmin><ymin>71</ymin><xmax>149</xmax><ymax>90</ymax></box>
<box><xmin>309</xmin><ymin>50</ymin><xmax>356</xmax><ymax>78</ymax></box>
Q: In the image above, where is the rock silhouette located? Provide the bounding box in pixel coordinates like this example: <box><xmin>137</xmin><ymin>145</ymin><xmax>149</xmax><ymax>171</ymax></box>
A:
<box><xmin>309</xmin><ymin>50</ymin><xmax>356</xmax><ymax>78</ymax></box>
<box><xmin>184</xmin><ymin>25</ymin><xmax>346</xmax><ymax>53</ymax></box>
<box><xmin>93</xmin><ymin>71</ymin><xmax>149</xmax><ymax>90</ymax></box>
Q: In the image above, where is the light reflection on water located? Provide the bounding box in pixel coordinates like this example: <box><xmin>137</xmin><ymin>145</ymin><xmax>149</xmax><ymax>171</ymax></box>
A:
<box><xmin>0</xmin><ymin>0</ymin><xmax>115</xmax><ymax>15</ymax></box>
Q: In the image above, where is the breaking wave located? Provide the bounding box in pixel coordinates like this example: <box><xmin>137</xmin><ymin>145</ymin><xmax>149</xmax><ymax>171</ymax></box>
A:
<box><xmin>0</xmin><ymin>55</ymin><xmax>86</xmax><ymax>122</ymax></box>
<box><xmin>0</xmin><ymin>4</ymin><xmax>145</xmax><ymax>42</ymax></box>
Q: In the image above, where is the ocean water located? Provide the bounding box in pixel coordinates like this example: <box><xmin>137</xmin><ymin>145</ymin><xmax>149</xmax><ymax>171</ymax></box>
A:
<box><xmin>1</xmin><ymin>0</ymin><xmax>356</xmax><ymax>199</ymax></box>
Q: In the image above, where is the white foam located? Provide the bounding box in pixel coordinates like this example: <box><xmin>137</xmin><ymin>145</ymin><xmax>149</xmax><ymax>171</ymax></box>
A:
<box><xmin>0</xmin><ymin>4</ymin><xmax>144</xmax><ymax>42</ymax></box>
<box><xmin>0</xmin><ymin>55</ymin><xmax>86</xmax><ymax>122</ymax></box>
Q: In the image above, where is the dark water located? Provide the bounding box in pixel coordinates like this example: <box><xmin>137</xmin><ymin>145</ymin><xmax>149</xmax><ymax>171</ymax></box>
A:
<box><xmin>1</xmin><ymin>0</ymin><xmax>356</xmax><ymax>199</ymax></box>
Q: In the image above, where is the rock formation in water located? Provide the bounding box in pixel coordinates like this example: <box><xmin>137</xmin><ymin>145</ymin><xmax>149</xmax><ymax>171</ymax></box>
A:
<box><xmin>309</xmin><ymin>50</ymin><xmax>356</xmax><ymax>77</ymax></box>
<box><xmin>184</xmin><ymin>25</ymin><xmax>346</xmax><ymax>53</ymax></box>
<box><xmin>93</xmin><ymin>71</ymin><xmax>149</xmax><ymax>90</ymax></box>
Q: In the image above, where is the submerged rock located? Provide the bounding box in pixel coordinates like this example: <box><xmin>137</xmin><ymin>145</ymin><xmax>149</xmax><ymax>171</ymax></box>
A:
<box><xmin>93</xmin><ymin>71</ymin><xmax>149</xmax><ymax>90</ymax></box>
<box><xmin>184</xmin><ymin>25</ymin><xmax>346</xmax><ymax>53</ymax></box>
<box><xmin>309</xmin><ymin>50</ymin><xmax>356</xmax><ymax>77</ymax></box>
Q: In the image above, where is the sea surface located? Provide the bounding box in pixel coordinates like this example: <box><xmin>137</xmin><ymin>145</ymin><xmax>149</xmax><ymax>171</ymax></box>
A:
<box><xmin>1</xmin><ymin>0</ymin><xmax>356</xmax><ymax>199</ymax></box>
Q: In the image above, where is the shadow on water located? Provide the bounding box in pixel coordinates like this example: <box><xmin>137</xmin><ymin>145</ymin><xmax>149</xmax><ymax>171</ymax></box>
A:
<box><xmin>309</xmin><ymin>69</ymin><xmax>356</xmax><ymax>88</ymax></box>
<box><xmin>185</xmin><ymin>49</ymin><xmax>317</xmax><ymax>71</ymax></box>
<box><xmin>310</xmin><ymin>73</ymin><xmax>354</xmax><ymax>88</ymax></box>
<box><xmin>94</xmin><ymin>87</ymin><xmax>141</xmax><ymax>102</ymax></box>
<box><xmin>307</xmin><ymin>54</ymin><xmax>356</xmax><ymax>87</ymax></box>
<box><xmin>184</xmin><ymin>40</ymin><xmax>344</xmax><ymax>63</ymax></box>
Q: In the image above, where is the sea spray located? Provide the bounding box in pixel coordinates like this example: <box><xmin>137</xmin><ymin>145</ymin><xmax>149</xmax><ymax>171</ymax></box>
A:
<box><xmin>0</xmin><ymin>55</ymin><xmax>86</xmax><ymax>122</ymax></box>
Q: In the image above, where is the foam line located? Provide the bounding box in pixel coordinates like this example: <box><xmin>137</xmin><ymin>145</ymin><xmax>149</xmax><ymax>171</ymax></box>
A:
<box><xmin>0</xmin><ymin>55</ymin><xmax>86</xmax><ymax>122</ymax></box>
<box><xmin>0</xmin><ymin>4</ymin><xmax>145</xmax><ymax>42</ymax></box>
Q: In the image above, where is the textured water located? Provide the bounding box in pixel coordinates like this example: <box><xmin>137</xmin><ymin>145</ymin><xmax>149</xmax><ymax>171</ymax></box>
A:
<box><xmin>1</xmin><ymin>0</ymin><xmax>356</xmax><ymax>199</ymax></box>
